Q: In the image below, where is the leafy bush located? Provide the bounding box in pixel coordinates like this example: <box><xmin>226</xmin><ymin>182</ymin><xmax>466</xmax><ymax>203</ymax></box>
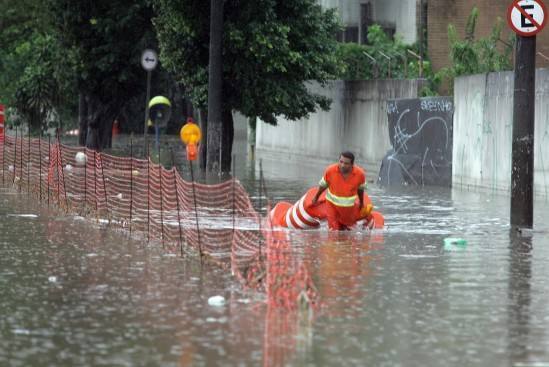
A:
<box><xmin>438</xmin><ymin>7</ymin><xmax>515</xmax><ymax>92</ymax></box>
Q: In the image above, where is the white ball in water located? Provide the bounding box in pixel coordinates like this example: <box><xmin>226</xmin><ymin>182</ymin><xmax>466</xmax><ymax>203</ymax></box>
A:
<box><xmin>64</xmin><ymin>164</ymin><xmax>73</xmax><ymax>172</ymax></box>
<box><xmin>75</xmin><ymin>152</ymin><xmax>87</xmax><ymax>166</ymax></box>
<box><xmin>8</xmin><ymin>165</ymin><xmax>14</xmax><ymax>172</ymax></box>
<box><xmin>207</xmin><ymin>295</ymin><xmax>226</xmax><ymax>307</ymax></box>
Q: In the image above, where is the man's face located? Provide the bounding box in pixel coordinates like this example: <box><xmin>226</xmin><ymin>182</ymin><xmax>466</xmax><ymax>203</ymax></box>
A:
<box><xmin>338</xmin><ymin>156</ymin><xmax>353</xmax><ymax>174</ymax></box>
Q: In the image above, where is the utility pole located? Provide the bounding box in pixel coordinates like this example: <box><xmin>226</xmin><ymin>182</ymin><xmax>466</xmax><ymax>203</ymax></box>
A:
<box><xmin>510</xmin><ymin>35</ymin><xmax>536</xmax><ymax>229</ymax></box>
<box><xmin>507</xmin><ymin>0</ymin><xmax>547</xmax><ymax>229</ymax></box>
<box><xmin>206</xmin><ymin>0</ymin><xmax>224</xmax><ymax>172</ymax></box>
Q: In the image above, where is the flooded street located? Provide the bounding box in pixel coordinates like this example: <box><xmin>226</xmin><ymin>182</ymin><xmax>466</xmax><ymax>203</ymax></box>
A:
<box><xmin>2</xmin><ymin>139</ymin><xmax>549</xmax><ymax>366</ymax></box>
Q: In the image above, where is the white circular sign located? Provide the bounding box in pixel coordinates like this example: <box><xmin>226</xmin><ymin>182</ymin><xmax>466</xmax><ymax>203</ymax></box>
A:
<box><xmin>507</xmin><ymin>0</ymin><xmax>547</xmax><ymax>36</ymax></box>
<box><xmin>141</xmin><ymin>49</ymin><xmax>158</xmax><ymax>71</ymax></box>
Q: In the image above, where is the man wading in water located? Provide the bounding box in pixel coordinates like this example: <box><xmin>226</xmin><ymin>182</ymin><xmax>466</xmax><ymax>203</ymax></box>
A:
<box><xmin>311</xmin><ymin>151</ymin><xmax>367</xmax><ymax>231</ymax></box>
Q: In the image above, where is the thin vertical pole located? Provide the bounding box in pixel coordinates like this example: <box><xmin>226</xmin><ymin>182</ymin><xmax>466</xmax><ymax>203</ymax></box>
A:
<box><xmin>219</xmin><ymin>133</ymin><xmax>222</xmax><ymax>176</ymax></box>
<box><xmin>2</xmin><ymin>127</ymin><xmax>5</xmax><ymax>185</ymax></box>
<box><xmin>159</xmin><ymin>153</ymin><xmax>164</xmax><ymax>248</ymax></box>
<box><xmin>232</xmin><ymin>154</ymin><xmax>236</xmax><ymax>235</ymax></box>
<box><xmin>99</xmin><ymin>153</ymin><xmax>109</xmax><ymax>221</ymax></box>
<box><xmin>143</xmin><ymin>70</ymin><xmax>151</xmax><ymax>153</ymax></box>
<box><xmin>84</xmin><ymin>148</ymin><xmax>87</xmax><ymax>213</ymax></box>
<box><xmin>189</xmin><ymin>160</ymin><xmax>202</xmax><ymax>259</ymax></box>
<box><xmin>170</xmin><ymin>149</ymin><xmax>184</xmax><ymax>256</ymax></box>
<box><xmin>13</xmin><ymin>127</ymin><xmax>17</xmax><ymax>185</ymax></box>
<box><xmin>258</xmin><ymin>159</ymin><xmax>264</xmax><ymax>256</ymax></box>
<box><xmin>27</xmin><ymin>125</ymin><xmax>30</xmax><ymax>196</ymax></box>
<box><xmin>57</xmin><ymin>133</ymin><xmax>68</xmax><ymax>211</ymax></box>
<box><xmin>129</xmin><ymin>138</ymin><xmax>134</xmax><ymax>237</ymax></box>
<box><xmin>94</xmin><ymin>150</ymin><xmax>98</xmax><ymax>213</ymax></box>
<box><xmin>47</xmin><ymin>135</ymin><xmax>51</xmax><ymax>207</ymax></box>
<box><xmin>258</xmin><ymin>159</ymin><xmax>262</xmax><ymax>216</ymax></box>
<box><xmin>38</xmin><ymin>134</ymin><xmax>42</xmax><ymax>201</ymax></box>
<box><xmin>18</xmin><ymin>127</ymin><xmax>22</xmax><ymax>192</ymax></box>
<box><xmin>55</xmin><ymin>135</ymin><xmax>60</xmax><ymax>206</ymax></box>
<box><xmin>146</xmin><ymin>143</ymin><xmax>150</xmax><ymax>243</ymax></box>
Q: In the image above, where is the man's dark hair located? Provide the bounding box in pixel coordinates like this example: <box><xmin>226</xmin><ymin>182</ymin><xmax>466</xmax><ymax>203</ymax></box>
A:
<box><xmin>340</xmin><ymin>151</ymin><xmax>355</xmax><ymax>164</ymax></box>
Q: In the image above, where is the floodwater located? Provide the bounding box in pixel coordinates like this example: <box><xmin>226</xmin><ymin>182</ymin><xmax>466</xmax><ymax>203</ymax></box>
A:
<box><xmin>2</xmin><ymin>141</ymin><xmax>549</xmax><ymax>366</ymax></box>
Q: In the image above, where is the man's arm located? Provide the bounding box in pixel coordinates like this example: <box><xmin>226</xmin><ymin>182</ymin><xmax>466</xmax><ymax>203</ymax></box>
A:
<box><xmin>357</xmin><ymin>172</ymin><xmax>367</xmax><ymax>209</ymax></box>
<box><xmin>312</xmin><ymin>175</ymin><xmax>329</xmax><ymax>205</ymax></box>
<box><xmin>312</xmin><ymin>186</ymin><xmax>327</xmax><ymax>205</ymax></box>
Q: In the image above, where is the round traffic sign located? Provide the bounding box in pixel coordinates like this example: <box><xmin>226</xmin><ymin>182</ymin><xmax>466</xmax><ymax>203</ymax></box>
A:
<box><xmin>507</xmin><ymin>0</ymin><xmax>547</xmax><ymax>37</ymax></box>
<box><xmin>141</xmin><ymin>49</ymin><xmax>158</xmax><ymax>71</ymax></box>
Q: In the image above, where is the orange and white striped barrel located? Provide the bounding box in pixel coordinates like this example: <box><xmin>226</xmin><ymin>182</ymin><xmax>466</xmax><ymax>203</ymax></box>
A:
<box><xmin>269</xmin><ymin>188</ymin><xmax>322</xmax><ymax>229</ymax></box>
<box><xmin>284</xmin><ymin>190</ymin><xmax>321</xmax><ymax>229</ymax></box>
<box><xmin>269</xmin><ymin>187</ymin><xmax>385</xmax><ymax>230</ymax></box>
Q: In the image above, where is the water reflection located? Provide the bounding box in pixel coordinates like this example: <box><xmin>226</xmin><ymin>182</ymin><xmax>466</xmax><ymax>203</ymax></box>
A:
<box><xmin>5</xmin><ymin>145</ymin><xmax>549</xmax><ymax>366</ymax></box>
<box><xmin>508</xmin><ymin>229</ymin><xmax>532</xmax><ymax>366</ymax></box>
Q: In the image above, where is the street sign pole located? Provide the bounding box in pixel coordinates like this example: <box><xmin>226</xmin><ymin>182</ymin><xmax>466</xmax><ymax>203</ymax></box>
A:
<box><xmin>141</xmin><ymin>49</ymin><xmax>158</xmax><ymax>158</ymax></box>
<box><xmin>511</xmin><ymin>35</ymin><xmax>536</xmax><ymax>229</ymax></box>
<box><xmin>144</xmin><ymin>70</ymin><xmax>152</xmax><ymax>156</ymax></box>
<box><xmin>507</xmin><ymin>0</ymin><xmax>547</xmax><ymax>229</ymax></box>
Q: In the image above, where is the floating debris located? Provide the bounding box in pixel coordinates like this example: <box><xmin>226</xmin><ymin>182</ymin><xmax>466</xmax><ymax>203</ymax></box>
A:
<box><xmin>443</xmin><ymin>237</ymin><xmax>467</xmax><ymax>251</ymax></box>
<box><xmin>207</xmin><ymin>295</ymin><xmax>226</xmax><ymax>307</ymax></box>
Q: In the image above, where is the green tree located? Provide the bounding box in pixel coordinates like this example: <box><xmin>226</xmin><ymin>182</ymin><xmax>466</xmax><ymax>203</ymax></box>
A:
<box><xmin>47</xmin><ymin>0</ymin><xmax>159</xmax><ymax>149</ymax></box>
<box><xmin>153</xmin><ymin>0</ymin><xmax>342</xmax><ymax>172</ymax></box>
<box><xmin>440</xmin><ymin>7</ymin><xmax>514</xmax><ymax>91</ymax></box>
<box><xmin>0</xmin><ymin>0</ymin><xmax>76</xmax><ymax>133</ymax></box>
<box><xmin>336</xmin><ymin>25</ymin><xmax>417</xmax><ymax>80</ymax></box>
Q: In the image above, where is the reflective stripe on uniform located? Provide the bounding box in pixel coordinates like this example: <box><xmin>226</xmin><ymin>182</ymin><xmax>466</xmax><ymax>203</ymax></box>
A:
<box><xmin>326</xmin><ymin>189</ymin><xmax>356</xmax><ymax>207</ymax></box>
<box><xmin>318</xmin><ymin>177</ymin><xmax>328</xmax><ymax>188</ymax></box>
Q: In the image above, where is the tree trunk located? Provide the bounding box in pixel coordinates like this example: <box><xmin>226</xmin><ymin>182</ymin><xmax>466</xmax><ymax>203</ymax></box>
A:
<box><xmin>85</xmin><ymin>94</ymin><xmax>116</xmax><ymax>151</ymax></box>
<box><xmin>78</xmin><ymin>91</ymin><xmax>88</xmax><ymax>146</ymax></box>
<box><xmin>206</xmin><ymin>0</ymin><xmax>224</xmax><ymax>172</ymax></box>
<box><xmin>199</xmin><ymin>108</ymin><xmax>208</xmax><ymax>170</ymax></box>
<box><xmin>221</xmin><ymin>108</ymin><xmax>234</xmax><ymax>172</ymax></box>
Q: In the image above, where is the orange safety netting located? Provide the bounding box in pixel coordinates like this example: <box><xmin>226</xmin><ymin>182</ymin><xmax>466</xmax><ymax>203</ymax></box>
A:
<box><xmin>0</xmin><ymin>134</ymin><xmax>317</xmax><ymax>311</ymax></box>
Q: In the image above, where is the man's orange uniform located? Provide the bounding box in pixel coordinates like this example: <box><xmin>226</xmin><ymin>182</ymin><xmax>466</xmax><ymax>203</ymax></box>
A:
<box><xmin>318</xmin><ymin>163</ymin><xmax>367</xmax><ymax>230</ymax></box>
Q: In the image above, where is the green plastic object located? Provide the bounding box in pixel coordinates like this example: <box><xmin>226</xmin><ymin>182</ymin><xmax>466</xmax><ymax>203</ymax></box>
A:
<box><xmin>443</xmin><ymin>237</ymin><xmax>467</xmax><ymax>251</ymax></box>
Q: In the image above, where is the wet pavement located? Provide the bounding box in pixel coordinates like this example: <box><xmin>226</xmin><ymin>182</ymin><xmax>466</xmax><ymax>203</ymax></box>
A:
<box><xmin>2</xmin><ymin>139</ymin><xmax>549</xmax><ymax>366</ymax></box>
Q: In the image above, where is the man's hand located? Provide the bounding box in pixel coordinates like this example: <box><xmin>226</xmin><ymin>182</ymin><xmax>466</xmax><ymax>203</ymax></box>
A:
<box><xmin>311</xmin><ymin>186</ymin><xmax>327</xmax><ymax>207</ymax></box>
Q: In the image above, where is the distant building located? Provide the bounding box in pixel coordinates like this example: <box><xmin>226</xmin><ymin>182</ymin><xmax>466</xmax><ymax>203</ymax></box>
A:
<box><xmin>318</xmin><ymin>0</ymin><xmax>420</xmax><ymax>45</ymax></box>
<box><xmin>320</xmin><ymin>0</ymin><xmax>549</xmax><ymax>72</ymax></box>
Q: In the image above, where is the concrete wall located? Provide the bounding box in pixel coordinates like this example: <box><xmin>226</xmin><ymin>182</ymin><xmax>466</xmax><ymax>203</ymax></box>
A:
<box><xmin>453</xmin><ymin>69</ymin><xmax>549</xmax><ymax>197</ymax></box>
<box><xmin>256</xmin><ymin>79</ymin><xmax>426</xmax><ymax>173</ymax></box>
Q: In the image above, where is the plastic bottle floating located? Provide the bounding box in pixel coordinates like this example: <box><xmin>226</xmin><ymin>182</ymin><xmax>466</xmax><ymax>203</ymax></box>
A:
<box><xmin>443</xmin><ymin>237</ymin><xmax>467</xmax><ymax>251</ymax></box>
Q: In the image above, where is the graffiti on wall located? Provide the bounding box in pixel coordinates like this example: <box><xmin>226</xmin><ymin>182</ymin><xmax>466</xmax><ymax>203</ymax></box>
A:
<box><xmin>378</xmin><ymin>97</ymin><xmax>454</xmax><ymax>187</ymax></box>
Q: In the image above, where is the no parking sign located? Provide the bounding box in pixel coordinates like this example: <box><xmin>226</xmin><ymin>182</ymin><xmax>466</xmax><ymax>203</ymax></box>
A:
<box><xmin>507</xmin><ymin>0</ymin><xmax>547</xmax><ymax>36</ymax></box>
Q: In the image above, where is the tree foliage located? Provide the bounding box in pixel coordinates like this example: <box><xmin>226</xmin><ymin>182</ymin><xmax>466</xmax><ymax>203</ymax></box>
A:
<box><xmin>336</xmin><ymin>25</ymin><xmax>424</xmax><ymax>80</ymax></box>
<box><xmin>0</xmin><ymin>0</ymin><xmax>76</xmax><ymax>133</ymax></box>
<box><xmin>440</xmin><ymin>7</ymin><xmax>515</xmax><ymax>91</ymax></box>
<box><xmin>153</xmin><ymin>0</ymin><xmax>342</xmax><ymax>125</ymax></box>
<box><xmin>47</xmin><ymin>0</ymin><xmax>162</xmax><ymax>148</ymax></box>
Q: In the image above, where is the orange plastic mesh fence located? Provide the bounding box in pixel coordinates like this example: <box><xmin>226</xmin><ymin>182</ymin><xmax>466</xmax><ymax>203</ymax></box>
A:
<box><xmin>0</xmin><ymin>135</ymin><xmax>317</xmax><ymax>310</ymax></box>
